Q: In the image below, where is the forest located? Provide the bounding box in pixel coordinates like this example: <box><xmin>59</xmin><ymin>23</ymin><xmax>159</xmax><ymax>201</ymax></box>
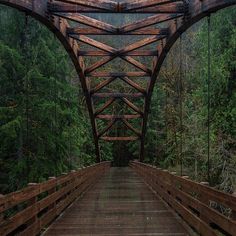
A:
<box><xmin>0</xmin><ymin>4</ymin><xmax>235</xmax><ymax>195</ymax></box>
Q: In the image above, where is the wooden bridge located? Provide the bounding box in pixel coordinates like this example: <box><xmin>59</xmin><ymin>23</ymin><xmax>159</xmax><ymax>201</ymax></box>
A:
<box><xmin>1</xmin><ymin>0</ymin><xmax>236</xmax><ymax>235</ymax></box>
<box><xmin>1</xmin><ymin>162</ymin><xmax>236</xmax><ymax>236</ymax></box>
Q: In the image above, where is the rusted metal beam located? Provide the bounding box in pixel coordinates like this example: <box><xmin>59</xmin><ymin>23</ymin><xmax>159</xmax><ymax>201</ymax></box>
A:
<box><xmin>121</xmin><ymin>56</ymin><xmax>152</xmax><ymax>74</ymax></box>
<box><xmin>92</xmin><ymin>93</ymin><xmax>145</xmax><ymax>99</ymax></box>
<box><xmin>120</xmin><ymin>0</ymin><xmax>181</xmax><ymax>11</ymax></box>
<box><xmin>120</xmin><ymin>77</ymin><xmax>146</xmax><ymax>94</ymax></box>
<box><xmin>119</xmin><ymin>14</ymin><xmax>182</xmax><ymax>33</ymax></box>
<box><xmin>98</xmin><ymin>119</ymin><xmax>117</xmax><ymax>138</ymax></box>
<box><xmin>78</xmin><ymin>50</ymin><xmax>158</xmax><ymax>56</ymax></box>
<box><xmin>55</xmin><ymin>12</ymin><xmax>117</xmax><ymax>33</ymax></box>
<box><xmin>96</xmin><ymin>114</ymin><xmax>141</xmax><ymax>120</ymax></box>
<box><xmin>72</xmin><ymin>35</ymin><xmax>116</xmax><ymax>53</ymax></box>
<box><xmin>49</xmin><ymin>2</ymin><xmax>185</xmax><ymax>13</ymax></box>
<box><xmin>68</xmin><ymin>27</ymin><xmax>168</xmax><ymax>35</ymax></box>
<box><xmin>100</xmin><ymin>136</ymin><xmax>139</xmax><ymax>141</ymax></box>
<box><xmin>90</xmin><ymin>77</ymin><xmax>116</xmax><ymax>94</ymax></box>
<box><xmin>84</xmin><ymin>56</ymin><xmax>115</xmax><ymax>74</ymax></box>
<box><xmin>89</xmin><ymin>72</ymin><xmax>150</xmax><ymax>77</ymax></box>
<box><xmin>121</xmin><ymin>119</ymin><xmax>142</xmax><ymax>137</ymax></box>
<box><xmin>55</xmin><ymin>0</ymin><xmax>117</xmax><ymax>11</ymax></box>
<box><xmin>94</xmin><ymin>98</ymin><xmax>116</xmax><ymax>116</ymax></box>
<box><xmin>122</xmin><ymin>98</ymin><xmax>144</xmax><ymax>115</ymax></box>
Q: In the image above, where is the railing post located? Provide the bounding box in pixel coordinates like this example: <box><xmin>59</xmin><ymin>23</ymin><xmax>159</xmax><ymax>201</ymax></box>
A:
<box><xmin>232</xmin><ymin>192</ymin><xmax>236</xmax><ymax>220</ymax></box>
<box><xmin>27</xmin><ymin>183</ymin><xmax>38</xmax><ymax>230</ymax></box>
<box><xmin>48</xmin><ymin>177</ymin><xmax>57</xmax><ymax>211</ymax></box>
<box><xmin>0</xmin><ymin>194</ymin><xmax>4</xmax><ymax>224</ymax></box>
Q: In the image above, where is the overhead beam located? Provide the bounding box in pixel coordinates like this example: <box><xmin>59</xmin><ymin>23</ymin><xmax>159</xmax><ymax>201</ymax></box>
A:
<box><xmin>94</xmin><ymin>98</ymin><xmax>115</xmax><ymax>116</ymax></box>
<box><xmin>96</xmin><ymin>114</ymin><xmax>141</xmax><ymax>120</ymax></box>
<box><xmin>54</xmin><ymin>12</ymin><xmax>116</xmax><ymax>33</ymax></box>
<box><xmin>100</xmin><ymin>136</ymin><xmax>139</xmax><ymax>141</ymax></box>
<box><xmin>90</xmin><ymin>77</ymin><xmax>116</xmax><ymax>94</ymax></box>
<box><xmin>55</xmin><ymin>0</ymin><xmax>118</xmax><ymax>11</ymax></box>
<box><xmin>122</xmin><ymin>119</ymin><xmax>141</xmax><ymax>137</ymax></box>
<box><xmin>92</xmin><ymin>93</ymin><xmax>145</xmax><ymax>98</ymax></box>
<box><xmin>120</xmin><ymin>77</ymin><xmax>146</xmax><ymax>94</ymax></box>
<box><xmin>68</xmin><ymin>27</ymin><xmax>169</xmax><ymax>35</ymax></box>
<box><xmin>71</xmin><ymin>35</ymin><xmax>116</xmax><ymax>53</ymax></box>
<box><xmin>120</xmin><ymin>14</ymin><xmax>182</xmax><ymax>33</ymax></box>
<box><xmin>84</xmin><ymin>56</ymin><xmax>115</xmax><ymax>74</ymax></box>
<box><xmin>121</xmin><ymin>56</ymin><xmax>152</xmax><ymax>74</ymax></box>
<box><xmin>118</xmin><ymin>35</ymin><xmax>166</xmax><ymax>55</ymax></box>
<box><xmin>120</xmin><ymin>0</ymin><xmax>180</xmax><ymax>11</ymax></box>
<box><xmin>78</xmin><ymin>50</ymin><xmax>158</xmax><ymax>56</ymax></box>
<box><xmin>122</xmin><ymin>98</ymin><xmax>143</xmax><ymax>115</ymax></box>
<box><xmin>49</xmin><ymin>1</ymin><xmax>185</xmax><ymax>13</ymax></box>
<box><xmin>89</xmin><ymin>72</ymin><xmax>150</xmax><ymax>77</ymax></box>
<box><xmin>127</xmin><ymin>2</ymin><xmax>186</xmax><ymax>13</ymax></box>
<box><xmin>98</xmin><ymin>119</ymin><xmax>117</xmax><ymax>138</ymax></box>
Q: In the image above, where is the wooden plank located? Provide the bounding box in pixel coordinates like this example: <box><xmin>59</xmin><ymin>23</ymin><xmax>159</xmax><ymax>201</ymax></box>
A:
<box><xmin>55</xmin><ymin>0</ymin><xmax>117</xmax><ymax>11</ymax></box>
<box><xmin>96</xmin><ymin>114</ymin><xmax>141</xmax><ymax>120</ymax></box>
<box><xmin>120</xmin><ymin>14</ymin><xmax>182</xmax><ymax>33</ymax></box>
<box><xmin>128</xmin><ymin>2</ymin><xmax>186</xmax><ymax>13</ymax></box>
<box><xmin>121</xmin><ymin>56</ymin><xmax>152</xmax><ymax>74</ymax></box>
<box><xmin>121</xmin><ymin>0</ymin><xmax>180</xmax><ymax>11</ymax></box>
<box><xmin>71</xmin><ymin>35</ymin><xmax>116</xmax><ymax>53</ymax></box>
<box><xmin>100</xmin><ymin>136</ymin><xmax>139</xmax><ymax>141</ymax></box>
<box><xmin>0</xmin><ymin>163</ymin><xmax>111</xmax><ymax>236</ymax></box>
<box><xmin>119</xmin><ymin>35</ymin><xmax>166</xmax><ymax>56</ymax></box>
<box><xmin>120</xmin><ymin>77</ymin><xmax>146</xmax><ymax>94</ymax></box>
<box><xmin>130</xmin><ymin>162</ymin><xmax>236</xmax><ymax>236</ymax></box>
<box><xmin>84</xmin><ymin>56</ymin><xmax>115</xmax><ymax>74</ymax></box>
<box><xmin>94</xmin><ymin>98</ymin><xmax>116</xmax><ymax>116</ymax></box>
<box><xmin>49</xmin><ymin>2</ymin><xmax>185</xmax><ymax>13</ymax></box>
<box><xmin>44</xmin><ymin>168</ymin><xmax>189</xmax><ymax>235</ymax></box>
<box><xmin>54</xmin><ymin>13</ymin><xmax>116</xmax><ymax>33</ymax></box>
<box><xmin>92</xmin><ymin>93</ymin><xmax>144</xmax><ymax>98</ymax></box>
<box><xmin>89</xmin><ymin>72</ymin><xmax>150</xmax><ymax>77</ymax></box>
<box><xmin>68</xmin><ymin>27</ymin><xmax>168</xmax><ymax>35</ymax></box>
<box><xmin>121</xmin><ymin>119</ymin><xmax>141</xmax><ymax>137</ymax></box>
<box><xmin>122</xmin><ymin>98</ymin><xmax>143</xmax><ymax>115</ymax></box>
<box><xmin>98</xmin><ymin>119</ymin><xmax>117</xmax><ymax>138</ymax></box>
<box><xmin>78</xmin><ymin>50</ymin><xmax>158</xmax><ymax>56</ymax></box>
<box><xmin>90</xmin><ymin>77</ymin><xmax>116</xmax><ymax>94</ymax></box>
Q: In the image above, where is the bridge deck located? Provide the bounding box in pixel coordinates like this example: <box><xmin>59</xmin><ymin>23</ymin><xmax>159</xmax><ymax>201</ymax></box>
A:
<box><xmin>43</xmin><ymin>167</ymin><xmax>189</xmax><ymax>236</ymax></box>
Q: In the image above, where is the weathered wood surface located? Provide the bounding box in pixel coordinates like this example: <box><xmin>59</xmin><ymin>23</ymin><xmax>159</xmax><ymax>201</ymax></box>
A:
<box><xmin>43</xmin><ymin>167</ymin><xmax>189</xmax><ymax>236</ymax></box>
<box><xmin>0</xmin><ymin>162</ymin><xmax>111</xmax><ymax>236</ymax></box>
<box><xmin>131</xmin><ymin>161</ymin><xmax>236</xmax><ymax>236</ymax></box>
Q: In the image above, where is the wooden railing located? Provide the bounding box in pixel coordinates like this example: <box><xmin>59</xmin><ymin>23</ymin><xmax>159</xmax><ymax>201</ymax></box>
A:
<box><xmin>130</xmin><ymin>161</ymin><xmax>236</xmax><ymax>236</ymax></box>
<box><xmin>0</xmin><ymin>162</ymin><xmax>110</xmax><ymax>236</ymax></box>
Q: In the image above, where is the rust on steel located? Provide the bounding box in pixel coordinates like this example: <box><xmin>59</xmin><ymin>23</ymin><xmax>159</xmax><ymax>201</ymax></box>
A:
<box><xmin>0</xmin><ymin>162</ymin><xmax>111</xmax><ymax>236</ymax></box>
<box><xmin>0</xmin><ymin>1</ymin><xmax>236</xmax><ymax>162</ymax></box>
<box><xmin>43</xmin><ymin>167</ymin><xmax>189</xmax><ymax>235</ymax></box>
<box><xmin>130</xmin><ymin>161</ymin><xmax>236</xmax><ymax>236</ymax></box>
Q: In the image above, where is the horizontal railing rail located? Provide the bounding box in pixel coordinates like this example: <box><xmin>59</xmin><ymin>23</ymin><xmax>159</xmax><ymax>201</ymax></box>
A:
<box><xmin>130</xmin><ymin>161</ymin><xmax>236</xmax><ymax>236</ymax></box>
<box><xmin>0</xmin><ymin>162</ymin><xmax>111</xmax><ymax>236</ymax></box>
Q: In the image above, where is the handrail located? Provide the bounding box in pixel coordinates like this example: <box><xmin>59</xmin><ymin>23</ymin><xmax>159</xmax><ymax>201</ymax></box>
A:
<box><xmin>0</xmin><ymin>162</ymin><xmax>111</xmax><ymax>236</ymax></box>
<box><xmin>130</xmin><ymin>161</ymin><xmax>236</xmax><ymax>236</ymax></box>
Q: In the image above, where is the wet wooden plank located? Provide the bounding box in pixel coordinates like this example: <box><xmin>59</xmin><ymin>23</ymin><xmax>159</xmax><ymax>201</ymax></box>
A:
<box><xmin>43</xmin><ymin>167</ymin><xmax>189</xmax><ymax>236</ymax></box>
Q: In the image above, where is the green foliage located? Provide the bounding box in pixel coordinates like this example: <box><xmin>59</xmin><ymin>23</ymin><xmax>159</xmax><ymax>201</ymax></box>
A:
<box><xmin>140</xmin><ymin>7</ymin><xmax>236</xmax><ymax>191</ymax></box>
<box><xmin>0</xmin><ymin>6</ymin><xmax>113</xmax><ymax>193</ymax></box>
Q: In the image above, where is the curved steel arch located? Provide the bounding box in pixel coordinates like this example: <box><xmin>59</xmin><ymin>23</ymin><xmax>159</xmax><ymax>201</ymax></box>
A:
<box><xmin>0</xmin><ymin>0</ymin><xmax>235</xmax><ymax>162</ymax></box>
